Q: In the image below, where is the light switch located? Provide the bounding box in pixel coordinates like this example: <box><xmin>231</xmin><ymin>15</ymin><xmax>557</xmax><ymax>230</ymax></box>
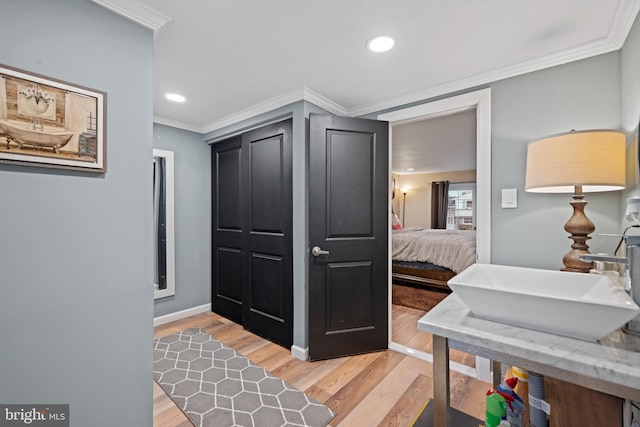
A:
<box><xmin>501</xmin><ymin>188</ymin><xmax>518</xmax><ymax>209</ymax></box>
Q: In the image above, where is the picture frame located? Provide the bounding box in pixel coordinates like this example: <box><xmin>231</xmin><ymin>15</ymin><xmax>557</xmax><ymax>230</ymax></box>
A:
<box><xmin>0</xmin><ymin>64</ymin><xmax>106</xmax><ymax>173</ymax></box>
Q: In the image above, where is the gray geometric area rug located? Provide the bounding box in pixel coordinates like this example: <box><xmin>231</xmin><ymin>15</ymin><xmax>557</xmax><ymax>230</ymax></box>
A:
<box><xmin>153</xmin><ymin>327</ymin><xmax>335</xmax><ymax>427</ymax></box>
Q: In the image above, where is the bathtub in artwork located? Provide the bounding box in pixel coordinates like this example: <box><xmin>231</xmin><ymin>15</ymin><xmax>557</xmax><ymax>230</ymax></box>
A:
<box><xmin>0</xmin><ymin>119</ymin><xmax>75</xmax><ymax>153</ymax></box>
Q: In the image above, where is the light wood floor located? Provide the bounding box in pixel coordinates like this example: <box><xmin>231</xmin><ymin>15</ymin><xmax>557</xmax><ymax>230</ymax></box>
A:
<box><xmin>153</xmin><ymin>305</ymin><xmax>488</xmax><ymax>427</ymax></box>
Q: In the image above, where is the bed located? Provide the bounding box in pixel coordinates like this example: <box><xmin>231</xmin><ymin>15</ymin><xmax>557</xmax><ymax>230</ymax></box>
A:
<box><xmin>392</xmin><ymin>228</ymin><xmax>476</xmax><ymax>290</ymax></box>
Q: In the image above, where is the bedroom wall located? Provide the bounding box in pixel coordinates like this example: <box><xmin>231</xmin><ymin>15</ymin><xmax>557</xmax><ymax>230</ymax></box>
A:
<box><xmin>393</xmin><ymin>169</ymin><xmax>476</xmax><ymax>228</ymax></box>
<box><xmin>0</xmin><ymin>1</ymin><xmax>154</xmax><ymax>425</ymax></box>
<box><xmin>153</xmin><ymin>124</ymin><xmax>211</xmax><ymax>317</ymax></box>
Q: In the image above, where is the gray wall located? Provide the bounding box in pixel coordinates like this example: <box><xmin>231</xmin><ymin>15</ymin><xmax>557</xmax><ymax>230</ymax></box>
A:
<box><xmin>622</xmin><ymin>13</ymin><xmax>640</xmax><ymax>135</ymax></box>
<box><xmin>0</xmin><ymin>1</ymin><xmax>154</xmax><ymax>426</ymax></box>
<box><xmin>365</xmin><ymin>53</ymin><xmax>623</xmax><ymax>270</ymax></box>
<box><xmin>491</xmin><ymin>52</ymin><xmax>622</xmax><ymax>269</ymax></box>
<box><xmin>621</xmin><ymin>12</ymin><xmax>640</xmax><ymax>215</ymax></box>
<box><xmin>153</xmin><ymin>124</ymin><xmax>211</xmax><ymax>317</ymax></box>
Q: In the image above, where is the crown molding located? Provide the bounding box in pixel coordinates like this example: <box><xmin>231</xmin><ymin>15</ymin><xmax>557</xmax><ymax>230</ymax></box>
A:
<box><xmin>201</xmin><ymin>87</ymin><xmax>347</xmax><ymax>134</ymax></box>
<box><xmin>201</xmin><ymin>88</ymin><xmax>304</xmax><ymax>134</ymax></box>
<box><xmin>301</xmin><ymin>87</ymin><xmax>348</xmax><ymax>116</ymax></box>
<box><xmin>349</xmin><ymin>2</ymin><xmax>638</xmax><ymax>117</ymax></box>
<box><xmin>609</xmin><ymin>0</ymin><xmax>640</xmax><ymax>48</ymax></box>
<box><xmin>153</xmin><ymin>115</ymin><xmax>204</xmax><ymax>134</ymax></box>
<box><xmin>348</xmin><ymin>36</ymin><xmax>621</xmax><ymax>118</ymax></box>
<box><xmin>91</xmin><ymin>0</ymin><xmax>172</xmax><ymax>38</ymax></box>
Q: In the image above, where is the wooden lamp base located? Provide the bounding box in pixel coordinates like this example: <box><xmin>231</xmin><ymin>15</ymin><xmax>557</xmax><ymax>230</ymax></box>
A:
<box><xmin>561</xmin><ymin>189</ymin><xmax>595</xmax><ymax>273</ymax></box>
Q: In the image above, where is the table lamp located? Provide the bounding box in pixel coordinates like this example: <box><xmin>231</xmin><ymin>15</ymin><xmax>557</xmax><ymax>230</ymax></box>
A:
<box><xmin>525</xmin><ymin>129</ymin><xmax>625</xmax><ymax>272</ymax></box>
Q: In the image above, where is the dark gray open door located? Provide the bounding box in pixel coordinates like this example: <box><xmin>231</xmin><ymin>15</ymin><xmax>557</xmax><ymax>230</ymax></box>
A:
<box><xmin>308</xmin><ymin>114</ymin><xmax>389</xmax><ymax>360</ymax></box>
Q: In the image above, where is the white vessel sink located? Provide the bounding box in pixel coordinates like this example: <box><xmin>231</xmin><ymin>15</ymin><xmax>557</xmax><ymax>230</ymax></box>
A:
<box><xmin>448</xmin><ymin>263</ymin><xmax>640</xmax><ymax>341</ymax></box>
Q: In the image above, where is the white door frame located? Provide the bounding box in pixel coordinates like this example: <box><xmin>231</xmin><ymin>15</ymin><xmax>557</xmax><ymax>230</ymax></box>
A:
<box><xmin>378</xmin><ymin>88</ymin><xmax>492</xmax><ymax>383</ymax></box>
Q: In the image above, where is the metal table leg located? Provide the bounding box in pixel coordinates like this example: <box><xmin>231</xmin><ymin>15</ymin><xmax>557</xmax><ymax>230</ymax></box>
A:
<box><xmin>433</xmin><ymin>335</ymin><xmax>451</xmax><ymax>427</ymax></box>
<box><xmin>492</xmin><ymin>360</ymin><xmax>502</xmax><ymax>388</ymax></box>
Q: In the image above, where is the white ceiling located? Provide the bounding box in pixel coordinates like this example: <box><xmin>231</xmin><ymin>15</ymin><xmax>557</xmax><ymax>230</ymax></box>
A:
<box><xmin>95</xmin><ymin>0</ymin><xmax>638</xmax><ymax>136</ymax></box>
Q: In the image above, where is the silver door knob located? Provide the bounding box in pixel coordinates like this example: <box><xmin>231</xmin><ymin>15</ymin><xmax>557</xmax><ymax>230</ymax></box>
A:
<box><xmin>311</xmin><ymin>246</ymin><xmax>329</xmax><ymax>257</ymax></box>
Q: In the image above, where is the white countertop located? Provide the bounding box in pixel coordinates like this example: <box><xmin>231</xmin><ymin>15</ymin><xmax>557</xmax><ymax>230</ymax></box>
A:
<box><xmin>418</xmin><ymin>293</ymin><xmax>640</xmax><ymax>395</ymax></box>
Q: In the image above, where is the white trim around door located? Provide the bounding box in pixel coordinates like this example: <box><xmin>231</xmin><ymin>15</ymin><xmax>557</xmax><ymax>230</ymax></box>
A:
<box><xmin>379</xmin><ymin>88</ymin><xmax>492</xmax><ymax>383</ymax></box>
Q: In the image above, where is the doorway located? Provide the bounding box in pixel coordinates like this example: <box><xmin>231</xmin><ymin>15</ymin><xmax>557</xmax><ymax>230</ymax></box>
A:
<box><xmin>378</xmin><ymin>88</ymin><xmax>492</xmax><ymax>382</ymax></box>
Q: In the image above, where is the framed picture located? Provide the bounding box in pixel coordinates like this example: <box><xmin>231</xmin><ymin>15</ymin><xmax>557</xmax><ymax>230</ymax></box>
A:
<box><xmin>0</xmin><ymin>64</ymin><xmax>106</xmax><ymax>173</ymax></box>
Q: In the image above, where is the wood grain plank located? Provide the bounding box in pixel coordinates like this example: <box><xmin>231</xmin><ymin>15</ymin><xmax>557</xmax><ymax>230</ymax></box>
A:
<box><xmin>323</xmin><ymin>351</ymin><xmax>406</xmax><ymax>425</ymax></box>
<box><xmin>152</xmin><ymin>382</ymin><xmax>191</xmax><ymax>427</ymax></box>
<box><xmin>336</xmin><ymin>354</ymin><xmax>430</xmax><ymax>427</ymax></box>
<box><xmin>245</xmin><ymin>343</ymin><xmax>296</xmax><ymax>372</ymax></box>
<box><xmin>377</xmin><ymin>373</ymin><xmax>433</xmax><ymax>427</ymax></box>
<box><xmin>273</xmin><ymin>356</ymin><xmax>347</xmax><ymax>392</ymax></box>
<box><xmin>219</xmin><ymin>331</ymin><xmax>269</xmax><ymax>356</ymax></box>
<box><xmin>450</xmin><ymin>370</ymin><xmax>487</xmax><ymax>417</ymax></box>
<box><xmin>305</xmin><ymin>351</ymin><xmax>382</xmax><ymax>399</ymax></box>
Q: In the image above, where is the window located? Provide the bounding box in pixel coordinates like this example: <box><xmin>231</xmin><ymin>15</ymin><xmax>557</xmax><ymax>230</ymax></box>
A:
<box><xmin>447</xmin><ymin>182</ymin><xmax>476</xmax><ymax>230</ymax></box>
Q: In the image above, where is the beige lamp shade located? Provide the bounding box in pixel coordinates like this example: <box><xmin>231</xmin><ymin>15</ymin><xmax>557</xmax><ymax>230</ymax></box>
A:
<box><xmin>525</xmin><ymin>129</ymin><xmax>625</xmax><ymax>193</ymax></box>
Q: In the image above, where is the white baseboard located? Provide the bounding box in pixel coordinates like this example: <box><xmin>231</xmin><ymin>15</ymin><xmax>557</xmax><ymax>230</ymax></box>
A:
<box><xmin>291</xmin><ymin>345</ymin><xmax>309</xmax><ymax>361</ymax></box>
<box><xmin>389</xmin><ymin>341</ymin><xmax>477</xmax><ymax>379</ymax></box>
<box><xmin>389</xmin><ymin>341</ymin><xmax>433</xmax><ymax>363</ymax></box>
<box><xmin>153</xmin><ymin>303</ymin><xmax>211</xmax><ymax>326</ymax></box>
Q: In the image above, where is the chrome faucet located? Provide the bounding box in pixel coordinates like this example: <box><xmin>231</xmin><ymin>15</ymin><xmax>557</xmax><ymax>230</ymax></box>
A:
<box><xmin>580</xmin><ymin>235</ymin><xmax>640</xmax><ymax>335</ymax></box>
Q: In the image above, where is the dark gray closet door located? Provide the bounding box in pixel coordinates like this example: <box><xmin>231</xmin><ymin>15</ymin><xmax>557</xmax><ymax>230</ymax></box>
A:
<box><xmin>211</xmin><ymin>135</ymin><xmax>244</xmax><ymax>324</ymax></box>
<box><xmin>211</xmin><ymin>119</ymin><xmax>293</xmax><ymax>348</ymax></box>
<box><xmin>241</xmin><ymin>120</ymin><xmax>293</xmax><ymax>348</ymax></box>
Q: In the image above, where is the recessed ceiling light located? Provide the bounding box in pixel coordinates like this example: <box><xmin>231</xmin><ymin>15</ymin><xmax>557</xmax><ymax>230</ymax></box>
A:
<box><xmin>367</xmin><ymin>36</ymin><xmax>395</xmax><ymax>53</ymax></box>
<box><xmin>405</xmin><ymin>168</ymin><xmax>415</xmax><ymax>171</ymax></box>
<box><xmin>166</xmin><ymin>93</ymin><xmax>185</xmax><ymax>102</ymax></box>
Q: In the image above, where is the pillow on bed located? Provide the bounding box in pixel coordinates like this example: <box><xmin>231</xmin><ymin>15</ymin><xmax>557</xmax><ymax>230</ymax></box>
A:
<box><xmin>391</xmin><ymin>213</ymin><xmax>403</xmax><ymax>230</ymax></box>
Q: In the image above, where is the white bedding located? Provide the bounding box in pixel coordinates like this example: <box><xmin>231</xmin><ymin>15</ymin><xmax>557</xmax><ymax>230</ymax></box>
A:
<box><xmin>392</xmin><ymin>227</ymin><xmax>476</xmax><ymax>274</ymax></box>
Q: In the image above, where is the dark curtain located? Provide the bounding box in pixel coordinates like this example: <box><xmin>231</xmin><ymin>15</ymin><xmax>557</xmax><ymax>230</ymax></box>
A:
<box><xmin>431</xmin><ymin>181</ymin><xmax>449</xmax><ymax>229</ymax></box>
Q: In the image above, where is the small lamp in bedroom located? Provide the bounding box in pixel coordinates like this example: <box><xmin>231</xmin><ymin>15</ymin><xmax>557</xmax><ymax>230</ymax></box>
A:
<box><xmin>402</xmin><ymin>188</ymin><xmax>408</xmax><ymax>225</ymax></box>
<box><xmin>525</xmin><ymin>129</ymin><xmax>625</xmax><ymax>273</ymax></box>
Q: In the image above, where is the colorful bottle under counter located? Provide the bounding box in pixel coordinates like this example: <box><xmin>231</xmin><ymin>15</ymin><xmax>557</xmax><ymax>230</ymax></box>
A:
<box><xmin>497</xmin><ymin>377</ymin><xmax>525</xmax><ymax>427</ymax></box>
<box><xmin>506</xmin><ymin>367</ymin><xmax>529</xmax><ymax>427</ymax></box>
<box><xmin>486</xmin><ymin>392</ymin><xmax>507</xmax><ymax>427</ymax></box>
